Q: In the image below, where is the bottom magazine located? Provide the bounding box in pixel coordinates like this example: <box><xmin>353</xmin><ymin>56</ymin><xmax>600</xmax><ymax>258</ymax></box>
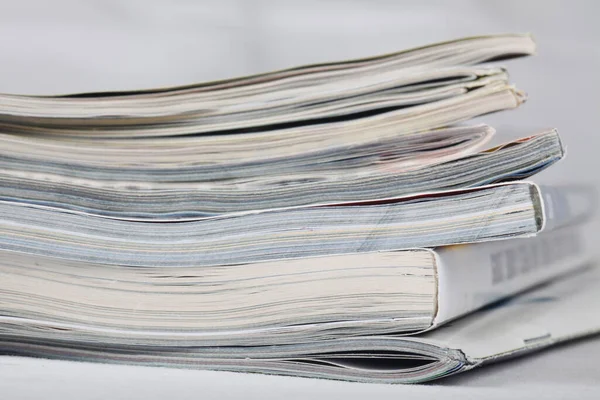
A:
<box><xmin>1</xmin><ymin>262</ymin><xmax>599</xmax><ymax>384</ymax></box>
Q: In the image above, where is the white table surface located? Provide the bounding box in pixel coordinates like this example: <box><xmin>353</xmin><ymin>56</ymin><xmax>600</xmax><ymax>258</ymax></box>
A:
<box><xmin>0</xmin><ymin>0</ymin><xmax>598</xmax><ymax>398</ymax></box>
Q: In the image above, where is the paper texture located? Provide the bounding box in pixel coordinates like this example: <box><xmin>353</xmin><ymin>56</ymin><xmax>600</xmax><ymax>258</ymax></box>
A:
<box><xmin>425</xmin><ymin>263</ymin><xmax>600</xmax><ymax>364</ymax></box>
<box><xmin>433</xmin><ymin>224</ymin><xmax>588</xmax><ymax>326</ymax></box>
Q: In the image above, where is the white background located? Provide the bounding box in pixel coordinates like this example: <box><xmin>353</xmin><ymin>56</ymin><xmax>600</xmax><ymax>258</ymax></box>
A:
<box><xmin>0</xmin><ymin>0</ymin><xmax>598</xmax><ymax>398</ymax></box>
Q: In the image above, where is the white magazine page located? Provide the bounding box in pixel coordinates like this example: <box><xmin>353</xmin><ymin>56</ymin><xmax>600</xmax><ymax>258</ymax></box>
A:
<box><xmin>423</xmin><ymin>262</ymin><xmax>600</xmax><ymax>362</ymax></box>
<box><xmin>537</xmin><ymin>184</ymin><xmax>597</xmax><ymax>232</ymax></box>
<box><xmin>433</xmin><ymin>224</ymin><xmax>590</xmax><ymax>326</ymax></box>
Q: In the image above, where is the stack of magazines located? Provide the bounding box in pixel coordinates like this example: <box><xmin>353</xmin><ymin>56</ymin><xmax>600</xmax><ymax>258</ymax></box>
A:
<box><xmin>0</xmin><ymin>33</ymin><xmax>598</xmax><ymax>383</ymax></box>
